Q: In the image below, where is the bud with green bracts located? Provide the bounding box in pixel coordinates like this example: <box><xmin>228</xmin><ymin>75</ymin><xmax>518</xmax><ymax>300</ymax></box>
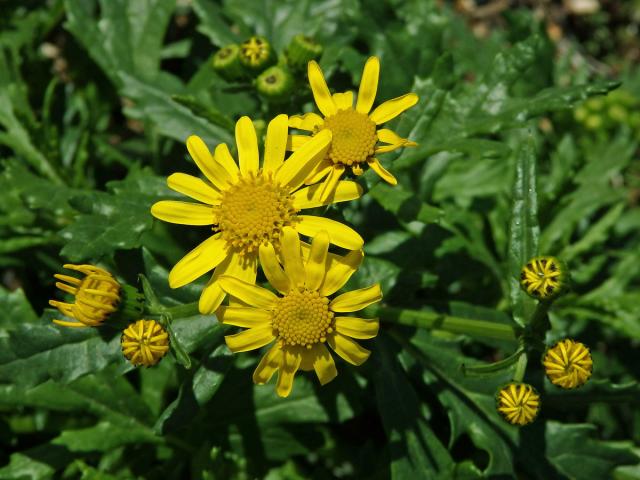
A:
<box><xmin>255</xmin><ymin>66</ymin><xmax>294</xmax><ymax>103</ymax></box>
<box><xmin>212</xmin><ymin>44</ymin><xmax>244</xmax><ymax>81</ymax></box>
<box><xmin>286</xmin><ymin>34</ymin><xmax>323</xmax><ymax>70</ymax></box>
<box><xmin>239</xmin><ymin>36</ymin><xmax>275</xmax><ymax>73</ymax></box>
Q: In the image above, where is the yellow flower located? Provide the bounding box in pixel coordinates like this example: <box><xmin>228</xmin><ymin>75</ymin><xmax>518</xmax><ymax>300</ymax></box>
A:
<box><xmin>289</xmin><ymin>56</ymin><xmax>419</xmax><ymax>200</ymax></box>
<box><xmin>121</xmin><ymin>319</ymin><xmax>170</xmax><ymax>367</ymax></box>
<box><xmin>216</xmin><ymin>226</ymin><xmax>380</xmax><ymax>398</ymax></box>
<box><xmin>49</xmin><ymin>264</ymin><xmax>120</xmax><ymax>328</ymax></box>
<box><xmin>496</xmin><ymin>383</ymin><xmax>540</xmax><ymax>426</ymax></box>
<box><xmin>151</xmin><ymin>115</ymin><xmax>364</xmax><ymax>314</ymax></box>
<box><xmin>520</xmin><ymin>256</ymin><xmax>566</xmax><ymax>300</ymax></box>
<box><xmin>543</xmin><ymin>339</ymin><xmax>593</xmax><ymax>389</ymax></box>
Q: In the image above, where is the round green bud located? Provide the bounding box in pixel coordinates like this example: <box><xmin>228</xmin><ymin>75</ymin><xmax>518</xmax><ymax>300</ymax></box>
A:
<box><xmin>212</xmin><ymin>44</ymin><xmax>244</xmax><ymax>81</ymax></box>
<box><xmin>585</xmin><ymin>114</ymin><xmax>603</xmax><ymax>130</ymax></box>
<box><xmin>255</xmin><ymin>65</ymin><xmax>294</xmax><ymax>103</ymax></box>
<box><xmin>607</xmin><ymin>104</ymin><xmax>628</xmax><ymax>123</ymax></box>
<box><xmin>519</xmin><ymin>256</ymin><xmax>568</xmax><ymax>301</ymax></box>
<box><xmin>239</xmin><ymin>36</ymin><xmax>275</xmax><ymax>73</ymax></box>
<box><xmin>287</xmin><ymin>34</ymin><xmax>323</xmax><ymax>70</ymax></box>
<box><xmin>586</xmin><ymin>97</ymin><xmax>605</xmax><ymax>112</ymax></box>
<box><xmin>574</xmin><ymin>106</ymin><xmax>588</xmax><ymax>122</ymax></box>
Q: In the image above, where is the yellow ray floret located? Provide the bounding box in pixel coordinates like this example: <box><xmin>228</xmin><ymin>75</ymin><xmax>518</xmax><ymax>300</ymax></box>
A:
<box><xmin>49</xmin><ymin>264</ymin><xmax>120</xmax><ymax>328</ymax></box>
<box><xmin>121</xmin><ymin>319</ymin><xmax>170</xmax><ymax>367</ymax></box>
<box><xmin>150</xmin><ymin>115</ymin><xmax>365</xmax><ymax>314</ymax></box>
<box><xmin>543</xmin><ymin>339</ymin><xmax>593</xmax><ymax>389</ymax></box>
<box><xmin>216</xmin><ymin>226</ymin><xmax>380</xmax><ymax>398</ymax></box>
<box><xmin>289</xmin><ymin>56</ymin><xmax>419</xmax><ymax>200</ymax></box>
<box><xmin>496</xmin><ymin>383</ymin><xmax>540</xmax><ymax>426</ymax></box>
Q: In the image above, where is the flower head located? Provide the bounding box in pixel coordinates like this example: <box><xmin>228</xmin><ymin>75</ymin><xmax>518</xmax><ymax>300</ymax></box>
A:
<box><xmin>496</xmin><ymin>383</ymin><xmax>540</xmax><ymax>426</ymax></box>
<box><xmin>239</xmin><ymin>36</ymin><xmax>274</xmax><ymax>72</ymax></box>
<box><xmin>216</xmin><ymin>227</ymin><xmax>380</xmax><ymax>398</ymax></box>
<box><xmin>520</xmin><ymin>256</ymin><xmax>566</xmax><ymax>300</ymax></box>
<box><xmin>121</xmin><ymin>319</ymin><xmax>170</xmax><ymax>367</ymax></box>
<box><xmin>151</xmin><ymin>116</ymin><xmax>364</xmax><ymax>314</ymax></box>
<box><xmin>49</xmin><ymin>264</ymin><xmax>120</xmax><ymax>328</ymax></box>
<box><xmin>543</xmin><ymin>339</ymin><xmax>593</xmax><ymax>389</ymax></box>
<box><xmin>289</xmin><ymin>56</ymin><xmax>419</xmax><ymax>200</ymax></box>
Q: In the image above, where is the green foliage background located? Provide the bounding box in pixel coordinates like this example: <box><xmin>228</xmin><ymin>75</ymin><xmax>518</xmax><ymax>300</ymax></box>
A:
<box><xmin>1</xmin><ymin>0</ymin><xmax>639</xmax><ymax>478</ymax></box>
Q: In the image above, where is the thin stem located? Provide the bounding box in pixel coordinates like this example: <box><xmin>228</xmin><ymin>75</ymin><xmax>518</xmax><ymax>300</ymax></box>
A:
<box><xmin>378</xmin><ymin>306</ymin><xmax>517</xmax><ymax>342</ymax></box>
<box><xmin>512</xmin><ymin>351</ymin><xmax>528</xmax><ymax>382</ymax></box>
<box><xmin>164</xmin><ymin>302</ymin><xmax>201</xmax><ymax>319</ymax></box>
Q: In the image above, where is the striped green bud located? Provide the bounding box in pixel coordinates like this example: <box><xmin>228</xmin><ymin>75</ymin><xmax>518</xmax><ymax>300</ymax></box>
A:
<box><xmin>212</xmin><ymin>44</ymin><xmax>244</xmax><ymax>81</ymax></box>
<box><xmin>255</xmin><ymin>66</ymin><xmax>294</xmax><ymax>103</ymax></box>
<box><xmin>287</xmin><ymin>34</ymin><xmax>323</xmax><ymax>70</ymax></box>
<box><xmin>239</xmin><ymin>36</ymin><xmax>275</xmax><ymax>73</ymax></box>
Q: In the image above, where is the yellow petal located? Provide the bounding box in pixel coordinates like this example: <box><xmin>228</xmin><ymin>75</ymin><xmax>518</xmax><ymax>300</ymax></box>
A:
<box><xmin>289</xmin><ymin>112</ymin><xmax>324</xmax><ymax>132</ymax></box>
<box><xmin>309</xmin><ymin>343</ymin><xmax>337</xmax><ymax>385</ymax></box>
<box><xmin>198</xmin><ymin>253</ymin><xmax>257</xmax><ymax>314</ymax></box>
<box><xmin>318</xmin><ymin>165</ymin><xmax>345</xmax><ymax>203</ymax></box>
<box><xmin>235</xmin><ymin>116</ymin><xmax>259</xmax><ymax>176</ymax></box>
<box><xmin>320</xmin><ymin>250</ymin><xmax>363</xmax><ymax>296</ymax></box>
<box><xmin>356</xmin><ymin>56</ymin><xmax>380</xmax><ymax>114</ymax></box>
<box><xmin>224</xmin><ymin>325</ymin><xmax>275</xmax><ymax>353</ymax></box>
<box><xmin>305</xmin><ymin>160</ymin><xmax>332</xmax><ymax>185</ymax></box>
<box><xmin>308</xmin><ymin>60</ymin><xmax>337</xmax><ymax>117</ymax></box>
<box><xmin>151</xmin><ymin>201</ymin><xmax>214</xmax><ymax>225</ymax></box>
<box><xmin>332</xmin><ymin>91</ymin><xmax>353</xmax><ymax>110</ymax></box>
<box><xmin>214</xmin><ymin>143</ymin><xmax>240</xmax><ymax>182</ymax></box>
<box><xmin>328</xmin><ymin>333</ymin><xmax>370</xmax><ymax>365</ymax></box>
<box><xmin>286</xmin><ymin>134</ymin><xmax>311</xmax><ymax>151</ymax></box>
<box><xmin>276</xmin><ymin>347</ymin><xmax>301</xmax><ymax>397</ymax></box>
<box><xmin>335</xmin><ymin>317</ymin><xmax>379</xmax><ymax>339</ymax></box>
<box><xmin>296</xmin><ymin>215</ymin><xmax>363</xmax><ymax>250</ymax></box>
<box><xmin>374</xmin><ymin>143</ymin><xmax>405</xmax><ymax>154</ymax></box>
<box><xmin>275</xmin><ymin>129</ymin><xmax>332</xmax><ymax>191</ymax></box>
<box><xmin>216</xmin><ymin>306</ymin><xmax>272</xmax><ymax>328</ymax></box>
<box><xmin>377</xmin><ymin>128</ymin><xmax>416</xmax><ymax>146</ymax></box>
<box><xmin>368</xmin><ymin>158</ymin><xmax>397</xmax><ymax>185</ymax></box>
<box><xmin>292</xmin><ymin>180</ymin><xmax>363</xmax><ymax>210</ymax></box>
<box><xmin>330</xmin><ymin>284</ymin><xmax>382</xmax><ymax>312</ymax></box>
<box><xmin>186</xmin><ymin>135</ymin><xmax>232</xmax><ymax>190</ymax></box>
<box><xmin>263</xmin><ymin>114</ymin><xmax>288</xmax><ymax>174</ymax></box>
<box><xmin>369</xmin><ymin>93</ymin><xmax>419</xmax><ymax>125</ymax></box>
<box><xmin>258</xmin><ymin>242</ymin><xmax>290</xmax><ymax>294</ymax></box>
<box><xmin>169</xmin><ymin>234</ymin><xmax>227</xmax><ymax>288</ymax></box>
<box><xmin>306</xmin><ymin>230</ymin><xmax>329</xmax><ymax>291</ymax></box>
<box><xmin>281</xmin><ymin>227</ymin><xmax>305</xmax><ymax>288</ymax></box>
<box><xmin>253</xmin><ymin>343</ymin><xmax>283</xmax><ymax>385</ymax></box>
<box><xmin>167</xmin><ymin>173</ymin><xmax>221</xmax><ymax>205</ymax></box>
<box><xmin>218</xmin><ymin>275</ymin><xmax>278</xmax><ymax>309</ymax></box>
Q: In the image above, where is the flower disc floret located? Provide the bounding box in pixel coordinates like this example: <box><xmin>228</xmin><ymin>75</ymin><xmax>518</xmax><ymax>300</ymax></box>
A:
<box><xmin>272</xmin><ymin>289</ymin><xmax>334</xmax><ymax>347</ymax></box>
<box><xmin>49</xmin><ymin>264</ymin><xmax>120</xmax><ymax>328</ymax></box>
<box><xmin>543</xmin><ymin>339</ymin><xmax>593</xmax><ymax>389</ymax></box>
<box><xmin>323</xmin><ymin>109</ymin><xmax>377</xmax><ymax>169</ymax></box>
<box><xmin>496</xmin><ymin>383</ymin><xmax>540</xmax><ymax>426</ymax></box>
<box><xmin>121</xmin><ymin>319</ymin><xmax>170</xmax><ymax>367</ymax></box>
<box><xmin>215</xmin><ymin>172</ymin><xmax>297</xmax><ymax>255</ymax></box>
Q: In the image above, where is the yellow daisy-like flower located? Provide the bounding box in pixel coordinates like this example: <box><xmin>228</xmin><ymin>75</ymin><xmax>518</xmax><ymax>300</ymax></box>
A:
<box><xmin>216</xmin><ymin>226</ymin><xmax>381</xmax><ymax>398</ymax></box>
<box><xmin>520</xmin><ymin>256</ymin><xmax>566</xmax><ymax>300</ymax></box>
<box><xmin>289</xmin><ymin>56</ymin><xmax>419</xmax><ymax>200</ymax></box>
<box><xmin>121</xmin><ymin>319</ymin><xmax>170</xmax><ymax>367</ymax></box>
<box><xmin>151</xmin><ymin>115</ymin><xmax>364</xmax><ymax>314</ymax></box>
<box><xmin>496</xmin><ymin>383</ymin><xmax>540</xmax><ymax>426</ymax></box>
<box><xmin>543</xmin><ymin>339</ymin><xmax>593</xmax><ymax>389</ymax></box>
<box><xmin>49</xmin><ymin>264</ymin><xmax>120</xmax><ymax>328</ymax></box>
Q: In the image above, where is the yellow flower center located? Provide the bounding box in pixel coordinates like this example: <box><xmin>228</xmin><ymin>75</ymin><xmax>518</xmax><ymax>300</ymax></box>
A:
<box><xmin>323</xmin><ymin>109</ymin><xmax>377</xmax><ymax>167</ymax></box>
<box><xmin>271</xmin><ymin>289</ymin><xmax>334</xmax><ymax>347</ymax></box>
<box><xmin>240</xmin><ymin>37</ymin><xmax>269</xmax><ymax>66</ymax></box>
<box><xmin>215</xmin><ymin>172</ymin><xmax>297</xmax><ymax>255</ymax></box>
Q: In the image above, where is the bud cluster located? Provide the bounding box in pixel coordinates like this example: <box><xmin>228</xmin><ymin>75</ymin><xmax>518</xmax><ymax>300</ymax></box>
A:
<box><xmin>212</xmin><ymin>34</ymin><xmax>323</xmax><ymax>104</ymax></box>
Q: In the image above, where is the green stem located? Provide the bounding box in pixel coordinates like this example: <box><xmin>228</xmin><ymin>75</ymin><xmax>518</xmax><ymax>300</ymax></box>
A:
<box><xmin>378</xmin><ymin>306</ymin><xmax>517</xmax><ymax>342</ymax></box>
<box><xmin>512</xmin><ymin>351</ymin><xmax>528</xmax><ymax>382</ymax></box>
<box><xmin>164</xmin><ymin>302</ymin><xmax>201</xmax><ymax>319</ymax></box>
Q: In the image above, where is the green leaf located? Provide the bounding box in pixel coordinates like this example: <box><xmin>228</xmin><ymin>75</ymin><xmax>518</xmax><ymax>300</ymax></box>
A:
<box><xmin>192</xmin><ymin>0</ymin><xmax>243</xmax><ymax>46</ymax></box>
<box><xmin>0</xmin><ymin>286</ymin><xmax>37</xmax><ymax>327</ymax></box>
<box><xmin>60</xmin><ymin>168</ymin><xmax>170</xmax><ymax>261</ymax></box>
<box><xmin>508</xmin><ymin>136</ymin><xmax>539</xmax><ymax>327</ymax></box>
<box><xmin>372</xmin><ymin>334</ymin><xmax>454</xmax><ymax>478</ymax></box>
<box><xmin>546</xmin><ymin>422</ymin><xmax>639</xmax><ymax>480</ymax></box>
<box><xmin>369</xmin><ymin>183</ymin><xmax>443</xmax><ymax>225</ymax></box>
<box><xmin>155</xmin><ymin>343</ymin><xmax>233</xmax><ymax>434</ymax></box>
